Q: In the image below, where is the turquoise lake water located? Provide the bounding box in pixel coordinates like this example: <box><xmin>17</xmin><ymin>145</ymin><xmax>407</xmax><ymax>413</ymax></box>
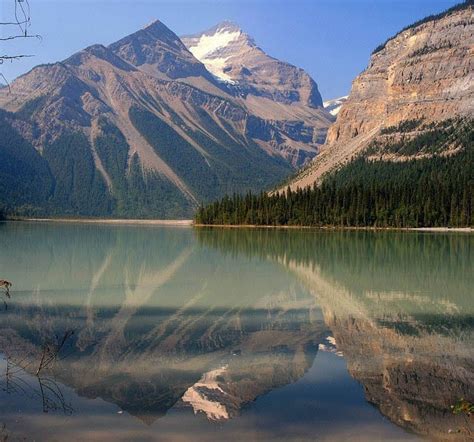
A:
<box><xmin>0</xmin><ymin>222</ymin><xmax>472</xmax><ymax>441</ymax></box>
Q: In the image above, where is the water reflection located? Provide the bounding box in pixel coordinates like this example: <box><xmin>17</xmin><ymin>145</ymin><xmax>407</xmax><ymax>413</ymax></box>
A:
<box><xmin>0</xmin><ymin>223</ymin><xmax>472</xmax><ymax>440</ymax></box>
<box><xmin>197</xmin><ymin>228</ymin><xmax>474</xmax><ymax>439</ymax></box>
<box><xmin>0</xmin><ymin>223</ymin><xmax>327</xmax><ymax>438</ymax></box>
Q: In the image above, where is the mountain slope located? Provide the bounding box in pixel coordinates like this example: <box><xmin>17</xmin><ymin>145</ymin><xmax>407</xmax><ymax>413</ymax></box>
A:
<box><xmin>288</xmin><ymin>1</ymin><xmax>474</xmax><ymax>190</ymax></box>
<box><xmin>196</xmin><ymin>121</ymin><xmax>474</xmax><ymax>228</ymax></box>
<box><xmin>0</xmin><ymin>110</ymin><xmax>54</xmax><ymax>210</ymax></box>
<box><xmin>109</xmin><ymin>20</ymin><xmax>213</xmax><ymax>81</ymax></box>
<box><xmin>0</xmin><ymin>19</ymin><xmax>334</xmax><ymax>218</ymax></box>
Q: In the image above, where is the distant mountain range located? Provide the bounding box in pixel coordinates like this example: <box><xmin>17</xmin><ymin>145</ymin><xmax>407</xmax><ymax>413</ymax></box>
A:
<box><xmin>0</xmin><ymin>20</ymin><xmax>332</xmax><ymax>218</ymax></box>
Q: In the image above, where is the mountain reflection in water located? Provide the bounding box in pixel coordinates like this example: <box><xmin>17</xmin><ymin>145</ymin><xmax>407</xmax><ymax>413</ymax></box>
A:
<box><xmin>0</xmin><ymin>222</ymin><xmax>472</xmax><ymax>441</ymax></box>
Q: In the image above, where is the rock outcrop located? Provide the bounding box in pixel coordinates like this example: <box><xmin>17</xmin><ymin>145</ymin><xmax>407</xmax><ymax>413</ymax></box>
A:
<box><xmin>289</xmin><ymin>2</ymin><xmax>474</xmax><ymax>190</ymax></box>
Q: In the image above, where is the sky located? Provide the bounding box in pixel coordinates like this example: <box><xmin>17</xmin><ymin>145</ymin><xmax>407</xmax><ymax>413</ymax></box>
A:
<box><xmin>0</xmin><ymin>0</ymin><xmax>461</xmax><ymax>99</ymax></box>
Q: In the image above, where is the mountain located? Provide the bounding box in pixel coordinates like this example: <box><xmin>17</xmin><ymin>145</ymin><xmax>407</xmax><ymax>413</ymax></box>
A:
<box><xmin>182</xmin><ymin>21</ymin><xmax>323</xmax><ymax>107</ymax></box>
<box><xmin>288</xmin><ymin>1</ymin><xmax>473</xmax><ymax>190</ymax></box>
<box><xmin>0</xmin><ymin>20</ymin><xmax>332</xmax><ymax>219</ymax></box>
<box><xmin>182</xmin><ymin>21</ymin><xmax>333</xmax><ymax>163</ymax></box>
<box><xmin>323</xmin><ymin>96</ymin><xmax>348</xmax><ymax>116</ymax></box>
<box><xmin>109</xmin><ymin>20</ymin><xmax>214</xmax><ymax>81</ymax></box>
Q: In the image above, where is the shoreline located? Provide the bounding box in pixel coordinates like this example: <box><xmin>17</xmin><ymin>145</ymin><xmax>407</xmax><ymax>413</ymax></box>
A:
<box><xmin>194</xmin><ymin>224</ymin><xmax>473</xmax><ymax>232</ymax></box>
<box><xmin>7</xmin><ymin>218</ymin><xmax>193</xmax><ymax>227</ymax></box>
<box><xmin>2</xmin><ymin>219</ymin><xmax>472</xmax><ymax>232</ymax></box>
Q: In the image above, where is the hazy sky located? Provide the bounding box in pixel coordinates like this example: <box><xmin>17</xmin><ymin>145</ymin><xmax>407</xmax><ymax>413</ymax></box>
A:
<box><xmin>1</xmin><ymin>0</ymin><xmax>460</xmax><ymax>99</ymax></box>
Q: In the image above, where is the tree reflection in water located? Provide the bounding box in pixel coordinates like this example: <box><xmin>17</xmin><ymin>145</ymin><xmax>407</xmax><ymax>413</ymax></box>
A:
<box><xmin>1</xmin><ymin>330</ymin><xmax>75</xmax><ymax>414</ymax></box>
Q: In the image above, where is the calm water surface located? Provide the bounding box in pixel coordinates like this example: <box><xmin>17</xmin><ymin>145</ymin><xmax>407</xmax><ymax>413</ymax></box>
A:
<box><xmin>0</xmin><ymin>222</ymin><xmax>472</xmax><ymax>441</ymax></box>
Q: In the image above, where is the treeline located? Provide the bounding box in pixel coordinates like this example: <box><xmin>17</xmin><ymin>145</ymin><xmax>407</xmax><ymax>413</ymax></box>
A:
<box><xmin>195</xmin><ymin>142</ymin><xmax>473</xmax><ymax>228</ymax></box>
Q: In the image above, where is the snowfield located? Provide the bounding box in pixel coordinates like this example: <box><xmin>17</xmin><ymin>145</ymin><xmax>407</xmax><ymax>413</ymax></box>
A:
<box><xmin>187</xmin><ymin>27</ymin><xmax>242</xmax><ymax>82</ymax></box>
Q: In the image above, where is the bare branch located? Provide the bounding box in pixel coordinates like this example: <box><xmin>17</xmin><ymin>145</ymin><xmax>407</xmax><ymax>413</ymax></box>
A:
<box><xmin>0</xmin><ymin>20</ymin><xmax>29</xmax><ymax>26</ymax></box>
<box><xmin>0</xmin><ymin>55</ymin><xmax>34</xmax><ymax>63</ymax></box>
<box><xmin>1</xmin><ymin>0</ymin><xmax>39</xmax><ymax>88</ymax></box>
<box><xmin>0</xmin><ymin>34</ymin><xmax>41</xmax><ymax>42</ymax></box>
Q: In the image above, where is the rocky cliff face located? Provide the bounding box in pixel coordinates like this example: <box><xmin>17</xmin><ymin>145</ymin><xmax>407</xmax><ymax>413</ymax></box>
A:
<box><xmin>0</xmin><ymin>20</ymin><xmax>332</xmax><ymax>218</ymax></box>
<box><xmin>289</xmin><ymin>2</ymin><xmax>474</xmax><ymax>189</ymax></box>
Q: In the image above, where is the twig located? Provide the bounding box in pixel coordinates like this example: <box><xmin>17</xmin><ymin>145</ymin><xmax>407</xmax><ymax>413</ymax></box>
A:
<box><xmin>0</xmin><ymin>34</ymin><xmax>41</xmax><ymax>42</ymax></box>
<box><xmin>1</xmin><ymin>0</ymin><xmax>39</xmax><ymax>88</ymax></box>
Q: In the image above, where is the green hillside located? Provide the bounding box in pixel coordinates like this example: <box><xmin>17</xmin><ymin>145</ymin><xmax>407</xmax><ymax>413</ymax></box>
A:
<box><xmin>0</xmin><ymin>108</ymin><xmax>291</xmax><ymax>219</ymax></box>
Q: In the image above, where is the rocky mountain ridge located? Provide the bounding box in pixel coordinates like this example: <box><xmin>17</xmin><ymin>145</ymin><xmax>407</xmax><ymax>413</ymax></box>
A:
<box><xmin>182</xmin><ymin>21</ymin><xmax>324</xmax><ymax>106</ymax></box>
<box><xmin>288</xmin><ymin>2</ymin><xmax>473</xmax><ymax>190</ymax></box>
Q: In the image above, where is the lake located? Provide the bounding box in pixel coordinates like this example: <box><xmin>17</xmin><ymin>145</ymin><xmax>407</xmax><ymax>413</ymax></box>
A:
<box><xmin>0</xmin><ymin>222</ymin><xmax>472</xmax><ymax>441</ymax></box>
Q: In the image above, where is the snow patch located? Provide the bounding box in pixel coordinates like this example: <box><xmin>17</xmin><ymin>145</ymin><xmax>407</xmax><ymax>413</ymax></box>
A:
<box><xmin>199</xmin><ymin>57</ymin><xmax>236</xmax><ymax>83</ymax></box>
<box><xmin>189</xmin><ymin>29</ymin><xmax>241</xmax><ymax>59</ymax></box>
<box><xmin>323</xmin><ymin>96</ymin><xmax>348</xmax><ymax>116</ymax></box>
<box><xmin>187</xmin><ymin>29</ymin><xmax>242</xmax><ymax>82</ymax></box>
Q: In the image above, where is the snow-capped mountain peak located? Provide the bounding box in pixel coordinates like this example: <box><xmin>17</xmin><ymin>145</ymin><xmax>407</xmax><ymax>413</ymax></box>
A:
<box><xmin>180</xmin><ymin>21</ymin><xmax>331</xmax><ymax>166</ymax></box>
<box><xmin>182</xmin><ymin>22</ymin><xmax>325</xmax><ymax>111</ymax></box>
